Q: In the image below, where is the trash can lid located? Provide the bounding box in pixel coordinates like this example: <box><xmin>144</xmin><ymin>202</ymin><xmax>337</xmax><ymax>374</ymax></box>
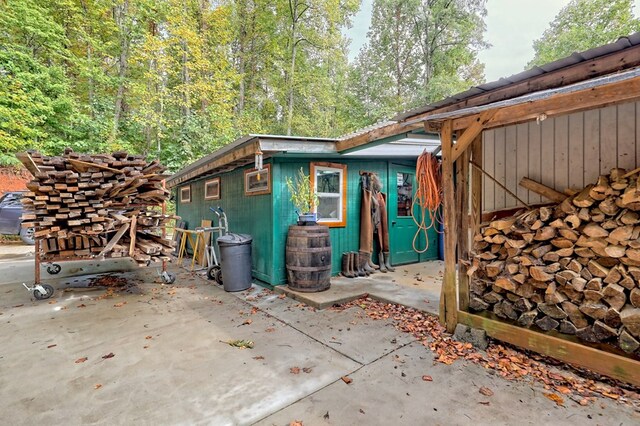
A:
<box><xmin>217</xmin><ymin>233</ymin><xmax>253</xmax><ymax>246</ymax></box>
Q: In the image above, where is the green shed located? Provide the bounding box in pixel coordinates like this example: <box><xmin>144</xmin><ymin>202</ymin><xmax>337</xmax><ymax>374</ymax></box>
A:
<box><xmin>166</xmin><ymin>133</ymin><xmax>441</xmax><ymax>286</ymax></box>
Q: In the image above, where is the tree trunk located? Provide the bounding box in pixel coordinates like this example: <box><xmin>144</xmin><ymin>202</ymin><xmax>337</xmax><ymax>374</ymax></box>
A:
<box><xmin>112</xmin><ymin>0</ymin><xmax>130</xmax><ymax>142</ymax></box>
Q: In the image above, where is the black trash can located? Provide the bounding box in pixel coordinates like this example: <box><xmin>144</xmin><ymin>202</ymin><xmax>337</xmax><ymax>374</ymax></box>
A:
<box><xmin>217</xmin><ymin>233</ymin><xmax>253</xmax><ymax>292</ymax></box>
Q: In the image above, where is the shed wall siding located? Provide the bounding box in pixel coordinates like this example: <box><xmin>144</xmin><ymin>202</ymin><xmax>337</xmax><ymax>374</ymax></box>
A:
<box><xmin>482</xmin><ymin>100</ymin><xmax>639</xmax><ymax>212</ymax></box>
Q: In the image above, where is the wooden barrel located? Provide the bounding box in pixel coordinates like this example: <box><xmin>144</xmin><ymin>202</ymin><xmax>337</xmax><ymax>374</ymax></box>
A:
<box><xmin>285</xmin><ymin>225</ymin><xmax>331</xmax><ymax>292</ymax></box>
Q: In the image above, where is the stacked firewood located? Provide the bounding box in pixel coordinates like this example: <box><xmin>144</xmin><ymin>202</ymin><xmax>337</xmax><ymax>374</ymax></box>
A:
<box><xmin>470</xmin><ymin>168</ymin><xmax>640</xmax><ymax>356</ymax></box>
<box><xmin>18</xmin><ymin>149</ymin><xmax>177</xmax><ymax>266</ymax></box>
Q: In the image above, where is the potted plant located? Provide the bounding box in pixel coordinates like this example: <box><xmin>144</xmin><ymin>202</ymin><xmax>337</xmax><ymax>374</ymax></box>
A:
<box><xmin>285</xmin><ymin>167</ymin><xmax>319</xmax><ymax>225</ymax></box>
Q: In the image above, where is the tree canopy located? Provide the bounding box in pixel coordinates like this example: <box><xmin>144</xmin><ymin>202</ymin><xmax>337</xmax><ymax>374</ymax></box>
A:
<box><xmin>528</xmin><ymin>0</ymin><xmax>640</xmax><ymax>68</ymax></box>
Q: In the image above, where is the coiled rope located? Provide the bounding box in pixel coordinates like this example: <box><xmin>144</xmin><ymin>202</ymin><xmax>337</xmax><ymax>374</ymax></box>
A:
<box><xmin>412</xmin><ymin>150</ymin><xmax>443</xmax><ymax>253</ymax></box>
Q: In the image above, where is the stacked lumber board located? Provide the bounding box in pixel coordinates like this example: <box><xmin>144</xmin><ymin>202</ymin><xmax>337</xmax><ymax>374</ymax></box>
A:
<box><xmin>470</xmin><ymin>167</ymin><xmax>640</xmax><ymax>357</ymax></box>
<box><xmin>18</xmin><ymin>149</ymin><xmax>178</xmax><ymax>266</ymax></box>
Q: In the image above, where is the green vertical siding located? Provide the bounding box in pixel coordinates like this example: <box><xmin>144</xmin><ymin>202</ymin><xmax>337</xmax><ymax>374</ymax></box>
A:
<box><xmin>176</xmin><ymin>156</ymin><xmax>439</xmax><ymax>286</ymax></box>
<box><xmin>175</xmin><ymin>162</ymin><xmax>274</xmax><ymax>283</ymax></box>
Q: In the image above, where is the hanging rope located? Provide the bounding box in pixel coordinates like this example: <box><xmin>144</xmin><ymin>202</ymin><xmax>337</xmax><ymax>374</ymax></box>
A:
<box><xmin>412</xmin><ymin>150</ymin><xmax>443</xmax><ymax>253</ymax></box>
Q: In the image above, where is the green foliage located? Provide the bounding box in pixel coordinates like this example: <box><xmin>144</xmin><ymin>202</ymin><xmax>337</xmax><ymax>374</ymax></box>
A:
<box><xmin>528</xmin><ymin>0</ymin><xmax>640</xmax><ymax>67</ymax></box>
<box><xmin>285</xmin><ymin>167</ymin><xmax>319</xmax><ymax>214</ymax></box>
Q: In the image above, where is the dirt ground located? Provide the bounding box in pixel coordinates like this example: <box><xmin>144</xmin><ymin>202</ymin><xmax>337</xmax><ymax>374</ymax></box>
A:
<box><xmin>0</xmin><ymin>166</ymin><xmax>30</xmax><ymax>193</ymax></box>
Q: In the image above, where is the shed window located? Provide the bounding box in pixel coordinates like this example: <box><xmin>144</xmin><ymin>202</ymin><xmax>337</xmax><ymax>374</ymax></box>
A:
<box><xmin>180</xmin><ymin>186</ymin><xmax>191</xmax><ymax>203</ymax></box>
<box><xmin>204</xmin><ymin>178</ymin><xmax>220</xmax><ymax>200</ymax></box>
<box><xmin>311</xmin><ymin>162</ymin><xmax>347</xmax><ymax>227</ymax></box>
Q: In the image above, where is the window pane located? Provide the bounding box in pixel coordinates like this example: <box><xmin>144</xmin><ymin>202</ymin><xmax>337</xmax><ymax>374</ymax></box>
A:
<box><xmin>318</xmin><ymin>195</ymin><xmax>339</xmax><ymax>220</ymax></box>
<box><xmin>316</xmin><ymin>170</ymin><xmax>340</xmax><ymax>194</ymax></box>
<box><xmin>397</xmin><ymin>172</ymin><xmax>413</xmax><ymax>217</ymax></box>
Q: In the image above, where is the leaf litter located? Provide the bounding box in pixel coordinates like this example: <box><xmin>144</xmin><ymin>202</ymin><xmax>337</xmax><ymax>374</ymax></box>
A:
<box><xmin>333</xmin><ymin>297</ymin><xmax>640</xmax><ymax>407</ymax></box>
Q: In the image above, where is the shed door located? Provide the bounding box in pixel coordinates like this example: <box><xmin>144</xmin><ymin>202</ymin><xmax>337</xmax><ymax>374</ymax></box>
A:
<box><xmin>388</xmin><ymin>164</ymin><xmax>420</xmax><ymax>264</ymax></box>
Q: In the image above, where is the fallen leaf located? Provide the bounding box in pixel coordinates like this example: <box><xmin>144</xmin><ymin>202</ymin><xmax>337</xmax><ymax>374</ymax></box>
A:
<box><xmin>359</xmin><ymin>409</ymin><xmax>365</xmax><ymax>414</ymax></box>
<box><xmin>278</xmin><ymin>293</ymin><xmax>286</xmax><ymax>299</ymax></box>
<box><xmin>48</xmin><ymin>300</ymin><xmax>57</xmax><ymax>304</ymax></box>
<box><xmin>290</xmin><ymin>367</ymin><xmax>300</xmax><ymax>374</ymax></box>
<box><xmin>555</xmin><ymin>386</ymin><xmax>571</xmax><ymax>395</ymax></box>
<box><xmin>543</xmin><ymin>392</ymin><xmax>564</xmax><ymax>406</ymax></box>
<box><xmin>242</xmin><ymin>319</ymin><xmax>253</xmax><ymax>326</ymax></box>
<box><xmin>253</xmin><ymin>356</ymin><xmax>265</xmax><ymax>360</ymax></box>
<box><xmin>289</xmin><ymin>421</ymin><xmax>303</xmax><ymax>426</ymax></box>
<box><xmin>102</xmin><ymin>352</ymin><xmax>115</xmax><ymax>359</ymax></box>
<box><xmin>143</xmin><ymin>345</ymin><xmax>149</xmax><ymax>349</ymax></box>
<box><xmin>75</xmin><ymin>357</ymin><xmax>88</xmax><ymax>364</ymax></box>
<box><xmin>145</xmin><ymin>336</ymin><xmax>153</xmax><ymax>340</ymax></box>
<box><xmin>77</xmin><ymin>304</ymin><xmax>86</xmax><ymax>308</ymax></box>
<box><xmin>422</xmin><ymin>375</ymin><xmax>433</xmax><ymax>382</ymax></box>
<box><xmin>94</xmin><ymin>384</ymin><xmax>102</xmax><ymax>390</ymax></box>
<box><xmin>341</xmin><ymin>376</ymin><xmax>352</xmax><ymax>384</ymax></box>
<box><xmin>303</xmin><ymin>367</ymin><xmax>312</xmax><ymax>374</ymax></box>
<box><xmin>265</xmin><ymin>327</ymin><xmax>275</xmax><ymax>333</ymax></box>
<box><xmin>479</xmin><ymin>387</ymin><xmax>494</xmax><ymax>397</ymax></box>
<box><xmin>47</xmin><ymin>344</ymin><xmax>57</xmax><ymax>349</ymax></box>
<box><xmin>579</xmin><ymin>398</ymin><xmax>589</xmax><ymax>406</ymax></box>
<box><xmin>13</xmin><ymin>304</ymin><xmax>24</xmax><ymax>308</ymax></box>
<box><xmin>221</xmin><ymin>339</ymin><xmax>254</xmax><ymax>349</ymax></box>
<box><xmin>113</xmin><ymin>302</ymin><xmax>127</xmax><ymax>308</ymax></box>
<box><xmin>478</xmin><ymin>401</ymin><xmax>490</xmax><ymax>406</ymax></box>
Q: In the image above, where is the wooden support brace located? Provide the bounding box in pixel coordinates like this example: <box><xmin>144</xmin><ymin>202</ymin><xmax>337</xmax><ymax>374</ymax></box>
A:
<box><xmin>451</xmin><ymin>110</ymin><xmax>497</xmax><ymax>162</ymax></box>
<box><xmin>456</xmin><ymin>147</ymin><xmax>470</xmax><ymax>311</ymax></box>
<box><xmin>129</xmin><ymin>216</ymin><xmax>137</xmax><ymax>256</ymax></box>
<box><xmin>470</xmin><ymin>161</ymin><xmax>530</xmax><ymax>208</ymax></box>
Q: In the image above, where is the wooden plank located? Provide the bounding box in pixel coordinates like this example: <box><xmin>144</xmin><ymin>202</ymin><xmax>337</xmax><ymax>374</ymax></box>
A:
<box><xmin>129</xmin><ymin>216</ymin><xmax>137</xmax><ymax>256</ymax></box>
<box><xmin>408</xmin><ymin>44</ymin><xmax>640</xmax><ymax>121</ymax></box>
<box><xmin>494</xmin><ymin>127</ymin><xmax>506</xmax><ymax>210</ymax></box>
<box><xmin>68</xmin><ymin>158</ymin><xmax>123</xmax><ymax>174</ymax></box>
<box><xmin>617</xmin><ymin>101</ymin><xmax>636</xmax><ymax>172</ymax></box>
<box><xmin>554</xmin><ymin>114</ymin><xmax>569</xmax><ymax>192</ymax></box>
<box><xmin>504</xmin><ymin>125</ymin><xmax>518</xmax><ymax>208</ymax></box>
<box><xmin>458</xmin><ymin>311</ymin><xmax>640</xmax><ymax>387</ymax></box>
<box><xmin>471</xmin><ymin>135</ymin><xmax>483</xmax><ymax>234</ymax></box>
<box><xmin>451</xmin><ymin>110</ymin><xmax>497</xmax><ymax>161</ymax></box>
<box><xmin>456</xmin><ymin>147</ymin><xmax>470</xmax><ymax>312</ymax></box>
<box><xmin>98</xmin><ymin>223</ymin><xmax>130</xmax><ymax>257</ymax></box>
<box><xmin>335</xmin><ymin>122</ymin><xmax>423</xmax><ymax>153</ymax></box>
<box><xmin>568</xmin><ymin>112</ymin><xmax>584</xmax><ymax>190</ymax></box>
<box><xmin>528</xmin><ymin>121</ymin><xmax>542</xmax><ymax>204</ymax></box>
<box><xmin>600</xmin><ymin>105</ymin><xmax>617</xmax><ymax>174</ymax></box>
<box><xmin>540</xmin><ymin>118</ymin><xmax>555</xmax><ymax>190</ymax></box>
<box><xmin>441</xmin><ymin>75</ymin><xmax>640</xmax><ymax>132</ymax></box>
<box><xmin>584</xmin><ymin>109</ymin><xmax>601</xmax><ymax>186</ymax></box>
<box><xmin>439</xmin><ymin>120</ymin><xmax>458</xmax><ymax>332</ymax></box>
<box><xmin>515</xmin><ymin>123</ymin><xmax>529</xmax><ymax>205</ymax></box>
<box><xmin>483</xmin><ymin>130</ymin><xmax>495</xmax><ymax>212</ymax></box>
<box><xmin>15</xmin><ymin>152</ymin><xmax>40</xmax><ymax>176</ymax></box>
<box><xmin>519</xmin><ymin>177</ymin><xmax>567</xmax><ymax>203</ymax></box>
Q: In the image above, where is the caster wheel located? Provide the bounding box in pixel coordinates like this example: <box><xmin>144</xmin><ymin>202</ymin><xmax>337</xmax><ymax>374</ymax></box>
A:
<box><xmin>207</xmin><ymin>266</ymin><xmax>222</xmax><ymax>285</ymax></box>
<box><xmin>162</xmin><ymin>272</ymin><xmax>176</xmax><ymax>284</ymax></box>
<box><xmin>33</xmin><ymin>284</ymin><xmax>54</xmax><ymax>300</ymax></box>
<box><xmin>47</xmin><ymin>264</ymin><xmax>61</xmax><ymax>275</ymax></box>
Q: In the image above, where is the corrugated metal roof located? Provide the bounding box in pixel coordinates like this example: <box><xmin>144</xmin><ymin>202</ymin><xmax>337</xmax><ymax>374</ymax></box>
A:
<box><xmin>392</xmin><ymin>33</ymin><xmax>640</xmax><ymax>121</ymax></box>
<box><xmin>337</xmin><ymin>120</ymin><xmax>397</xmax><ymax>141</ymax></box>
<box><xmin>166</xmin><ymin>134</ymin><xmax>337</xmax><ymax>187</ymax></box>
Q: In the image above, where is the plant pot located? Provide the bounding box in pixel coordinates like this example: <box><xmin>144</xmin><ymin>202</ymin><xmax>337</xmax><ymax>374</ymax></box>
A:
<box><xmin>297</xmin><ymin>213</ymin><xmax>317</xmax><ymax>226</ymax></box>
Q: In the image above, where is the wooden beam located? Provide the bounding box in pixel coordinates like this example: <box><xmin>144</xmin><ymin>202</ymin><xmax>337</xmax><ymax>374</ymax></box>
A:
<box><xmin>456</xmin><ymin>147</ymin><xmax>470</xmax><ymax>311</ymax></box>
<box><xmin>406</xmin><ymin>44</ymin><xmax>640</xmax><ymax>122</ymax></box>
<box><xmin>458</xmin><ymin>311</ymin><xmax>640</xmax><ymax>387</ymax></box>
<box><xmin>445</xmin><ymin>75</ymin><xmax>640</xmax><ymax>132</ymax></box>
<box><xmin>519</xmin><ymin>177</ymin><xmax>567</xmax><ymax>203</ymax></box>
<box><xmin>15</xmin><ymin>152</ymin><xmax>40</xmax><ymax>176</ymax></box>
<box><xmin>129</xmin><ymin>216</ymin><xmax>137</xmax><ymax>256</ymax></box>
<box><xmin>336</xmin><ymin>122</ymin><xmax>423</xmax><ymax>152</ymax></box>
<box><xmin>98</xmin><ymin>223</ymin><xmax>130</xmax><ymax>257</ymax></box>
<box><xmin>471</xmin><ymin>135</ymin><xmax>483</xmax><ymax>235</ymax></box>
<box><xmin>439</xmin><ymin>120</ymin><xmax>458</xmax><ymax>332</ymax></box>
<box><xmin>68</xmin><ymin>158</ymin><xmax>123</xmax><ymax>174</ymax></box>
<box><xmin>451</xmin><ymin>110</ymin><xmax>497</xmax><ymax>162</ymax></box>
<box><xmin>470</xmin><ymin>161</ymin><xmax>530</xmax><ymax>208</ymax></box>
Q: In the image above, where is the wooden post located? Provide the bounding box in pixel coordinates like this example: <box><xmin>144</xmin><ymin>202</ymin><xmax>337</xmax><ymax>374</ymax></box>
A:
<box><xmin>456</xmin><ymin>147</ymin><xmax>470</xmax><ymax>311</ymax></box>
<box><xmin>471</xmin><ymin>135</ymin><xmax>483</xmax><ymax>236</ymax></box>
<box><xmin>439</xmin><ymin>120</ymin><xmax>458</xmax><ymax>332</ymax></box>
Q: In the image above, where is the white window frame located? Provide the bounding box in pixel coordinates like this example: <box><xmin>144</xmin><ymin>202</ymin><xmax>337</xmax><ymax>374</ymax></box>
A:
<box><xmin>310</xmin><ymin>162</ymin><xmax>347</xmax><ymax>227</ymax></box>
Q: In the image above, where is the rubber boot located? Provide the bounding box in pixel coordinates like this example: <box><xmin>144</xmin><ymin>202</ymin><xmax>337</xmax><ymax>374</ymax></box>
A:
<box><xmin>368</xmin><ymin>255</ymin><xmax>379</xmax><ymax>270</ymax></box>
<box><xmin>363</xmin><ymin>252</ymin><xmax>375</xmax><ymax>275</ymax></box>
<box><xmin>378</xmin><ymin>251</ymin><xmax>388</xmax><ymax>273</ymax></box>
<box><xmin>353</xmin><ymin>252</ymin><xmax>366</xmax><ymax>277</ymax></box>
<box><xmin>342</xmin><ymin>253</ymin><xmax>354</xmax><ymax>278</ymax></box>
<box><xmin>383</xmin><ymin>251</ymin><xmax>395</xmax><ymax>272</ymax></box>
<box><xmin>347</xmin><ymin>252</ymin><xmax>356</xmax><ymax>278</ymax></box>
